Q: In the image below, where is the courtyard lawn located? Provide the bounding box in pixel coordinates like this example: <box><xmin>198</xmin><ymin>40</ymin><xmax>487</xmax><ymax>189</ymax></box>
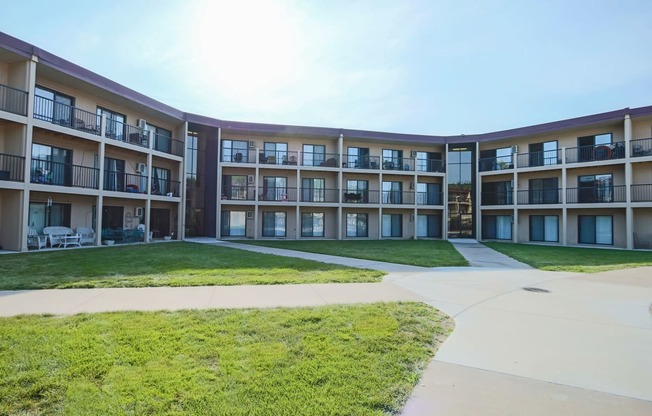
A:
<box><xmin>484</xmin><ymin>242</ymin><xmax>652</xmax><ymax>273</ymax></box>
<box><xmin>238</xmin><ymin>240</ymin><xmax>469</xmax><ymax>267</ymax></box>
<box><xmin>0</xmin><ymin>302</ymin><xmax>451</xmax><ymax>416</ymax></box>
<box><xmin>0</xmin><ymin>242</ymin><xmax>384</xmax><ymax>290</ymax></box>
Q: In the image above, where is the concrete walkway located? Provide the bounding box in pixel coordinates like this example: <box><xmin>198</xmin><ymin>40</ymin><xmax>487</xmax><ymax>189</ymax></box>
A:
<box><xmin>1</xmin><ymin>238</ymin><xmax>651</xmax><ymax>415</ymax></box>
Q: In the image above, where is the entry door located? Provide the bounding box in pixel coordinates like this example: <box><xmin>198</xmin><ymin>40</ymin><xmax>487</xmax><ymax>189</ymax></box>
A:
<box><xmin>151</xmin><ymin>208</ymin><xmax>171</xmax><ymax>237</ymax></box>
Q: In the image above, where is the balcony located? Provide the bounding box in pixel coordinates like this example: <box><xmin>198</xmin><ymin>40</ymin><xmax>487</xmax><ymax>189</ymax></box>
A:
<box><xmin>416</xmin><ymin>159</ymin><xmax>445</xmax><ymax>173</ymax></box>
<box><xmin>0</xmin><ymin>83</ymin><xmax>28</xmax><ymax>116</ymax></box>
<box><xmin>103</xmin><ymin>171</ymin><xmax>148</xmax><ymax>194</ymax></box>
<box><xmin>516</xmin><ymin>189</ymin><xmax>562</xmax><ymax>205</ymax></box>
<box><xmin>31</xmin><ymin>159</ymin><xmax>99</xmax><ymax>189</ymax></box>
<box><xmin>300</xmin><ymin>188</ymin><xmax>339</xmax><ymax>203</ymax></box>
<box><xmin>381</xmin><ymin>190</ymin><xmax>415</xmax><ymax>205</ymax></box>
<box><xmin>344</xmin><ymin>190</ymin><xmax>380</xmax><ymax>203</ymax></box>
<box><xmin>479</xmin><ymin>156</ymin><xmax>514</xmax><ymax>172</ymax></box>
<box><xmin>382</xmin><ymin>157</ymin><xmax>415</xmax><ymax>172</ymax></box>
<box><xmin>105</xmin><ymin>120</ymin><xmax>148</xmax><ymax>149</ymax></box>
<box><xmin>301</xmin><ymin>152</ymin><xmax>339</xmax><ymax>167</ymax></box>
<box><xmin>565</xmin><ymin>142</ymin><xmax>625</xmax><ymax>164</ymax></box>
<box><xmin>221</xmin><ymin>149</ymin><xmax>256</xmax><ymax>164</ymax></box>
<box><xmin>222</xmin><ymin>185</ymin><xmax>256</xmax><ymax>201</ymax></box>
<box><xmin>416</xmin><ymin>192</ymin><xmax>443</xmax><ymax>205</ymax></box>
<box><xmin>33</xmin><ymin>95</ymin><xmax>100</xmax><ymax>135</ymax></box>
<box><xmin>631</xmin><ymin>138</ymin><xmax>652</xmax><ymax>157</ymax></box>
<box><xmin>632</xmin><ymin>184</ymin><xmax>652</xmax><ymax>202</ymax></box>
<box><xmin>153</xmin><ymin>133</ymin><xmax>184</xmax><ymax>156</ymax></box>
<box><xmin>0</xmin><ymin>153</ymin><xmax>25</xmax><ymax>182</ymax></box>
<box><xmin>480</xmin><ymin>191</ymin><xmax>514</xmax><ymax>205</ymax></box>
<box><xmin>342</xmin><ymin>155</ymin><xmax>381</xmax><ymax>170</ymax></box>
<box><xmin>258</xmin><ymin>151</ymin><xmax>299</xmax><ymax>166</ymax></box>
<box><xmin>152</xmin><ymin>177</ymin><xmax>180</xmax><ymax>197</ymax></box>
<box><xmin>258</xmin><ymin>187</ymin><xmax>297</xmax><ymax>202</ymax></box>
<box><xmin>516</xmin><ymin>150</ymin><xmax>561</xmax><ymax>168</ymax></box>
<box><xmin>566</xmin><ymin>185</ymin><xmax>626</xmax><ymax>203</ymax></box>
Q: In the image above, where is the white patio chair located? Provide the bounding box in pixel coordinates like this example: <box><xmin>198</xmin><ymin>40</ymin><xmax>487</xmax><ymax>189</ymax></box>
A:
<box><xmin>27</xmin><ymin>227</ymin><xmax>46</xmax><ymax>250</ymax></box>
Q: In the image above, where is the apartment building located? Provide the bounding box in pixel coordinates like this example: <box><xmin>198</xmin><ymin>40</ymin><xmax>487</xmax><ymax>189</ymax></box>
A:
<box><xmin>1</xmin><ymin>31</ymin><xmax>651</xmax><ymax>251</ymax></box>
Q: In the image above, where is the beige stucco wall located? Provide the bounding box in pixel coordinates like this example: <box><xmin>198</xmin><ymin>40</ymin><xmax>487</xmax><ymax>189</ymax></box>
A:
<box><xmin>0</xmin><ymin>123</ymin><xmax>26</xmax><ymax>155</ymax></box>
<box><xmin>258</xmin><ymin>207</ymin><xmax>297</xmax><ymax>238</ymax></box>
<box><xmin>566</xmin><ymin>166</ymin><xmax>626</xmax><ymax>186</ymax></box>
<box><xmin>0</xmin><ymin>61</ymin><xmax>8</xmax><ymax>85</ymax></box>
<box><xmin>32</xmin><ymin>131</ymin><xmax>99</xmax><ymax>167</ymax></box>
<box><xmin>300</xmin><ymin>207</ymin><xmax>337</xmax><ymax>239</ymax></box>
<box><xmin>8</xmin><ymin>61</ymin><xmax>29</xmax><ymax>90</ymax></box>
<box><xmin>566</xmin><ymin>208</ymin><xmax>626</xmax><ymax>248</ymax></box>
<box><xmin>516</xmin><ymin>209</ymin><xmax>562</xmax><ymax>242</ymax></box>
<box><xmin>633</xmin><ymin>208</ymin><xmax>652</xmax><ymax>245</ymax></box>
<box><xmin>517</xmin><ymin>171</ymin><xmax>562</xmax><ymax>189</ymax></box>
<box><xmin>342</xmin><ymin>208</ymin><xmax>379</xmax><ymax>239</ymax></box>
<box><xmin>0</xmin><ymin>189</ymin><xmax>23</xmax><ymax>250</ymax></box>
<box><xmin>632</xmin><ymin>162</ymin><xmax>652</xmax><ymax>183</ymax></box>
<box><xmin>631</xmin><ymin>118</ymin><xmax>652</xmax><ymax>140</ymax></box>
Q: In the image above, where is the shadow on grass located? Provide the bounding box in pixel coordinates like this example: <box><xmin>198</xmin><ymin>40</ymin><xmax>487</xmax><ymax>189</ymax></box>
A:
<box><xmin>0</xmin><ymin>242</ymin><xmax>384</xmax><ymax>290</ymax></box>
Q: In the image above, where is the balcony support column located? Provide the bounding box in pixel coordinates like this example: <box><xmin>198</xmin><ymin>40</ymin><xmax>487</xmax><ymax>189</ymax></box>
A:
<box><xmin>561</xmin><ymin>149</ymin><xmax>567</xmax><ymax>245</ymax></box>
<box><xmin>624</xmin><ymin>115</ymin><xmax>634</xmax><ymax>249</ymax></box>
<box><xmin>95</xmin><ymin>195</ymin><xmax>103</xmax><ymax>246</ymax></box>
<box><xmin>513</xmin><ymin>169</ymin><xmax>518</xmax><ymax>242</ymax></box>
<box><xmin>337</xmin><ymin>133</ymin><xmax>343</xmax><ymax>240</ymax></box>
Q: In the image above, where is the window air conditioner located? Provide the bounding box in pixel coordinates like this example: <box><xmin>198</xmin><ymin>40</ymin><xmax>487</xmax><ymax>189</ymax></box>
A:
<box><xmin>410</xmin><ymin>150</ymin><xmax>418</xmax><ymax>158</ymax></box>
<box><xmin>511</xmin><ymin>145</ymin><xmax>518</xmax><ymax>154</ymax></box>
<box><xmin>136</xmin><ymin>163</ymin><xmax>147</xmax><ymax>174</ymax></box>
<box><xmin>246</xmin><ymin>211</ymin><xmax>254</xmax><ymax>219</ymax></box>
<box><xmin>247</xmin><ymin>175</ymin><xmax>255</xmax><ymax>184</ymax></box>
<box><xmin>137</xmin><ymin>119</ymin><xmax>147</xmax><ymax>129</ymax></box>
<box><xmin>248</xmin><ymin>140</ymin><xmax>256</xmax><ymax>148</ymax></box>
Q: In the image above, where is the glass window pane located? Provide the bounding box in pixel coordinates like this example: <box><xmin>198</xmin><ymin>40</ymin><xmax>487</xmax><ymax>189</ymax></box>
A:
<box><xmin>595</xmin><ymin>216</ymin><xmax>612</xmax><ymax>244</ymax></box>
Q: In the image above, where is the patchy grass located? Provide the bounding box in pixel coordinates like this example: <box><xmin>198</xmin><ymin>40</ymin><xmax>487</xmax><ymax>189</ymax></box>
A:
<box><xmin>0</xmin><ymin>242</ymin><xmax>384</xmax><ymax>290</ymax></box>
<box><xmin>238</xmin><ymin>240</ymin><xmax>468</xmax><ymax>268</ymax></box>
<box><xmin>0</xmin><ymin>302</ymin><xmax>451</xmax><ymax>415</ymax></box>
<box><xmin>484</xmin><ymin>242</ymin><xmax>652</xmax><ymax>273</ymax></box>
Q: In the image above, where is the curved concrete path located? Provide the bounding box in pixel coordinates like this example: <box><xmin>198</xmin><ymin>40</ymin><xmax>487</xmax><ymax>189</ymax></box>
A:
<box><xmin>1</xmin><ymin>238</ymin><xmax>651</xmax><ymax>415</ymax></box>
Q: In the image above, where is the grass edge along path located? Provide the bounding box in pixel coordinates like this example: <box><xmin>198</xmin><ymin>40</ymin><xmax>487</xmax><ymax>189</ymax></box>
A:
<box><xmin>237</xmin><ymin>239</ymin><xmax>469</xmax><ymax>268</ymax></box>
<box><xmin>484</xmin><ymin>242</ymin><xmax>652</xmax><ymax>273</ymax></box>
<box><xmin>0</xmin><ymin>302</ymin><xmax>452</xmax><ymax>415</ymax></box>
<box><xmin>0</xmin><ymin>242</ymin><xmax>384</xmax><ymax>290</ymax></box>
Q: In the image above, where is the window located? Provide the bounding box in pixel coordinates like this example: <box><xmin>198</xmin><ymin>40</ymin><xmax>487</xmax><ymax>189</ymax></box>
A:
<box><xmin>482</xmin><ymin>215</ymin><xmax>512</xmax><ymax>240</ymax></box>
<box><xmin>31</xmin><ymin>143</ymin><xmax>72</xmax><ymax>186</ymax></box>
<box><xmin>302</xmin><ymin>144</ymin><xmax>326</xmax><ymax>166</ymax></box>
<box><xmin>28</xmin><ymin>202</ymin><xmax>71</xmax><ymax>235</ymax></box>
<box><xmin>346</xmin><ymin>213</ymin><xmax>368</xmax><ymax>237</ymax></box>
<box><xmin>221</xmin><ymin>211</ymin><xmax>246</xmax><ymax>237</ymax></box>
<box><xmin>530</xmin><ymin>215</ymin><xmax>558</xmax><ymax>242</ymax></box>
<box><xmin>221</xmin><ymin>140</ymin><xmax>249</xmax><ymax>163</ymax></box>
<box><xmin>417</xmin><ymin>182</ymin><xmax>442</xmax><ymax>205</ymax></box>
<box><xmin>417</xmin><ymin>215</ymin><xmax>441</xmax><ymax>237</ymax></box>
<box><xmin>579</xmin><ymin>215</ymin><xmax>612</xmax><ymax>245</ymax></box>
<box><xmin>482</xmin><ymin>181</ymin><xmax>513</xmax><ymax>205</ymax></box>
<box><xmin>186</xmin><ymin>132</ymin><xmax>198</xmax><ymax>183</ymax></box>
<box><xmin>416</xmin><ymin>151</ymin><xmax>443</xmax><ymax>172</ymax></box>
<box><xmin>301</xmin><ymin>213</ymin><xmax>324</xmax><ymax>237</ymax></box>
<box><xmin>529</xmin><ymin>178</ymin><xmax>559</xmax><ymax>204</ymax></box>
<box><xmin>480</xmin><ymin>147</ymin><xmax>512</xmax><ymax>171</ymax></box>
<box><xmin>347</xmin><ymin>147</ymin><xmax>371</xmax><ymax>168</ymax></box>
<box><xmin>152</xmin><ymin>167</ymin><xmax>171</xmax><ymax>195</ymax></box>
<box><xmin>382</xmin><ymin>149</ymin><xmax>403</xmax><ymax>170</ymax></box>
<box><xmin>104</xmin><ymin>157</ymin><xmax>126</xmax><ymax>192</ymax></box>
<box><xmin>222</xmin><ymin>175</ymin><xmax>249</xmax><ymax>200</ymax></box>
<box><xmin>34</xmin><ymin>86</ymin><xmax>74</xmax><ymax>125</ymax></box>
<box><xmin>528</xmin><ymin>141</ymin><xmax>558</xmax><ymax>166</ymax></box>
<box><xmin>578</xmin><ymin>133</ymin><xmax>612</xmax><ymax>162</ymax></box>
<box><xmin>382</xmin><ymin>181</ymin><xmax>402</xmax><ymax>204</ymax></box>
<box><xmin>346</xmin><ymin>179</ymin><xmax>369</xmax><ymax>203</ymax></box>
<box><xmin>263</xmin><ymin>142</ymin><xmax>288</xmax><ymax>165</ymax></box>
<box><xmin>382</xmin><ymin>214</ymin><xmax>402</xmax><ymax>237</ymax></box>
<box><xmin>263</xmin><ymin>212</ymin><xmax>286</xmax><ymax>237</ymax></box>
<box><xmin>263</xmin><ymin>177</ymin><xmax>287</xmax><ymax>201</ymax></box>
<box><xmin>578</xmin><ymin>174</ymin><xmax>612</xmax><ymax>203</ymax></box>
<box><xmin>97</xmin><ymin>107</ymin><xmax>126</xmax><ymax>141</ymax></box>
<box><xmin>150</xmin><ymin>124</ymin><xmax>172</xmax><ymax>153</ymax></box>
<box><xmin>301</xmin><ymin>178</ymin><xmax>325</xmax><ymax>202</ymax></box>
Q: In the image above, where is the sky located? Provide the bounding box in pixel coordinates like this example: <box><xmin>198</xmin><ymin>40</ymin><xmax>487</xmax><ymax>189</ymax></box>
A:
<box><xmin>2</xmin><ymin>0</ymin><xmax>652</xmax><ymax>135</ymax></box>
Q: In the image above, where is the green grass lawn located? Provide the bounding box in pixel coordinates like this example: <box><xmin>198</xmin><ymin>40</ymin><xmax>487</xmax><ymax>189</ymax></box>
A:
<box><xmin>484</xmin><ymin>242</ymin><xmax>652</xmax><ymax>273</ymax></box>
<box><xmin>237</xmin><ymin>240</ymin><xmax>469</xmax><ymax>267</ymax></box>
<box><xmin>0</xmin><ymin>302</ymin><xmax>451</xmax><ymax>415</ymax></box>
<box><xmin>0</xmin><ymin>242</ymin><xmax>384</xmax><ymax>290</ymax></box>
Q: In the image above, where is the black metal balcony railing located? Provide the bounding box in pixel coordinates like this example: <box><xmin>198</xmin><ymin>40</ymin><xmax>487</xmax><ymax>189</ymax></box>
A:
<box><xmin>566</xmin><ymin>185</ymin><xmax>626</xmax><ymax>203</ymax></box>
<box><xmin>221</xmin><ymin>148</ymin><xmax>257</xmax><ymax>163</ymax></box>
<box><xmin>479</xmin><ymin>156</ymin><xmax>514</xmax><ymax>172</ymax></box>
<box><xmin>154</xmin><ymin>133</ymin><xmax>184</xmax><ymax>156</ymax></box>
<box><xmin>105</xmin><ymin>120</ymin><xmax>148</xmax><ymax>149</ymax></box>
<box><xmin>382</xmin><ymin>157</ymin><xmax>415</xmax><ymax>171</ymax></box>
<box><xmin>151</xmin><ymin>178</ymin><xmax>180</xmax><ymax>197</ymax></box>
<box><xmin>631</xmin><ymin>138</ymin><xmax>652</xmax><ymax>157</ymax></box>
<box><xmin>103</xmin><ymin>171</ymin><xmax>148</xmax><ymax>194</ymax></box>
<box><xmin>258</xmin><ymin>187</ymin><xmax>298</xmax><ymax>202</ymax></box>
<box><xmin>516</xmin><ymin>189</ymin><xmax>562</xmax><ymax>204</ymax></box>
<box><xmin>416</xmin><ymin>192</ymin><xmax>443</xmax><ymax>205</ymax></box>
<box><xmin>631</xmin><ymin>184</ymin><xmax>652</xmax><ymax>202</ymax></box>
<box><xmin>416</xmin><ymin>159</ymin><xmax>445</xmax><ymax>173</ymax></box>
<box><xmin>301</xmin><ymin>152</ymin><xmax>339</xmax><ymax>167</ymax></box>
<box><xmin>342</xmin><ymin>155</ymin><xmax>381</xmax><ymax>169</ymax></box>
<box><xmin>33</xmin><ymin>95</ymin><xmax>100</xmax><ymax>135</ymax></box>
<box><xmin>565</xmin><ymin>142</ymin><xmax>625</xmax><ymax>163</ymax></box>
<box><xmin>221</xmin><ymin>185</ymin><xmax>256</xmax><ymax>201</ymax></box>
<box><xmin>343</xmin><ymin>190</ymin><xmax>380</xmax><ymax>203</ymax></box>
<box><xmin>480</xmin><ymin>191</ymin><xmax>514</xmax><ymax>205</ymax></box>
<box><xmin>0</xmin><ymin>153</ymin><xmax>25</xmax><ymax>182</ymax></box>
<box><xmin>0</xmin><ymin>83</ymin><xmax>28</xmax><ymax>116</ymax></box>
<box><xmin>31</xmin><ymin>159</ymin><xmax>99</xmax><ymax>189</ymax></box>
<box><xmin>381</xmin><ymin>190</ymin><xmax>415</xmax><ymax>205</ymax></box>
<box><xmin>258</xmin><ymin>151</ymin><xmax>299</xmax><ymax>166</ymax></box>
<box><xmin>300</xmin><ymin>188</ymin><xmax>340</xmax><ymax>203</ymax></box>
<box><xmin>516</xmin><ymin>150</ymin><xmax>561</xmax><ymax>168</ymax></box>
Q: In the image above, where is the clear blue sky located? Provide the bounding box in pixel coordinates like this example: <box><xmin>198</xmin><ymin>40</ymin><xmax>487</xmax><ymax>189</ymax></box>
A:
<box><xmin>3</xmin><ymin>0</ymin><xmax>651</xmax><ymax>135</ymax></box>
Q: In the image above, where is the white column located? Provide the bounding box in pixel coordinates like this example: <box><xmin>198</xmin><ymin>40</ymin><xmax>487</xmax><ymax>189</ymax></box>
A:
<box><xmin>96</xmin><ymin>195</ymin><xmax>103</xmax><ymax>245</ymax></box>
<box><xmin>513</xmin><ymin>167</ymin><xmax>518</xmax><ymax>242</ymax></box>
<box><xmin>624</xmin><ymin>114</ymin><xmax>634</xmax><ymax>249</ymax></box>
<box><xmin>179</xmin><ymin>122</ymin><xmax>188</xmax><ymax>240</ymax></box>
<box><xmin>561</xmin><ymin>147</ymin><xmax>567</xmax><ymax>245</ymax></box>
<box><xmin>216</xmin><ymin>128</ymin><xmax>222</xmax><ymax>239</ymax></box>
<box><xmin>443</xmin><ymin>143</ymin><xmax>449</xmax><ymax>240</ymax></box>
<box><xmin>337</xmin><ymin>133</ymin><xmax>343</xmax><ymax>240</ymax></box>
